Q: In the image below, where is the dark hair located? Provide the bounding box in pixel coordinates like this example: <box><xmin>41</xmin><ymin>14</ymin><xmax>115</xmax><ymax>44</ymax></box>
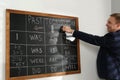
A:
<box><xmin>110</xmin><ymin>13</ymin><xmax>120</xmax><ymax>23</ymax></box>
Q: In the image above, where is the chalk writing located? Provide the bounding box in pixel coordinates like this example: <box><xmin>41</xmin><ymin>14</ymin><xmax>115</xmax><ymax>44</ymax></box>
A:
<box><xmin>51</xmin><ymin>66</ymin><xmax>57</xmax><ymax>72</ymax></box>
<box><xmin>10</xmin><ymin>56</ymin><xmax>26</xmax><ymax>67</ymax></box>
<box><xmin>64</xmin><ymin>50</ymin><xmax>70</xmax><ymax>55</ymax></box>
<box><xmin>29</xmin><ymin>58</ymin><xmax>44</xmax><ymax>64</ymax></box>
<box><xmin>11</xmin><ymin>45</ymin><xmax>25</xmax><ymax>55</ymax></box>
<box><xmin>31</xmin><ymin>47</ymin><xmax>43</xmax><ymax>54</ymax></box>
<box><xmin>49</xmin><ymin>47</ymin><xmax>58</xmax><ymax>53</ymax></box>
<box><xmin>34</xmin><ymin>25</ymin><xmax>43</xmax><ymax>31</ymax></box>
<box><xmin>49</xmin><ymin>57</ymin><xmax>57</xmax><ymax>62</ymax></box>
<box><xmin>32</xmin><ymin>67</ymin><xmax>41</xmax><ymax>74</ymax></box>
<box><xmin>27</xmin><ymin>15</ymin><xmax>43</xmax><ymax>24</ymax></box>
<box><xmin>28</xmin><ymin>57</ymin><xmax>45</xmax><ymax>65</ymax></box>
<box><xmin>16</xmin><ymin>33</ymin><xmax>19</xmax><ymax>40</ymax></box>
<box><xmin>11</xmin><ymin>62</ymin><xmax>25</xmax><ymax>67</ymax></box>
<box><xmin>65</xmin><ymin>64</ymin><xmax>77</xmax><ymax>70</ymax></box>
<box><xmin>29</xmin><ymin>34</ymin><xmax>42</xmax><ymax>41</ymax></box>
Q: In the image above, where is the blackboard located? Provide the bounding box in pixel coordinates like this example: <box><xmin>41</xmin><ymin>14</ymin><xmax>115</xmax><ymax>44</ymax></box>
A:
<box><xmin>6</xmin><ymin>9</ymin><xmax>80</xmax><ymax>80</ymax></box>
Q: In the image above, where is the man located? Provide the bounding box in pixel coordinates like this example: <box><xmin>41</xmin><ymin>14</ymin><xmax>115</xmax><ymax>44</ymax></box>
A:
<box><xmin>62</xmin><ymin>13</ymin><xmax>120</xmax><ymax>80</ymax></box>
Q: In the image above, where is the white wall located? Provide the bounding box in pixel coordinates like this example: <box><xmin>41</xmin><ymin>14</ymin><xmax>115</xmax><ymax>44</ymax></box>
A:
<box><xmin>111</xmin><ymin>0</ymin><xmax>120</xmax><ymax>13</ymax></box>
<box><xmin>0</xmin><ymin>0</ymin><xmax>111</xmax><ymax>80</ymax></box>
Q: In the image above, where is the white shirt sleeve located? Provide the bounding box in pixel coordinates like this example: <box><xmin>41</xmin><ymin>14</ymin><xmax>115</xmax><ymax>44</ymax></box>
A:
<box><xmin>65</xmin><ymin>31</ymin><xmax>75</xmax><ymax>41</ymax></box>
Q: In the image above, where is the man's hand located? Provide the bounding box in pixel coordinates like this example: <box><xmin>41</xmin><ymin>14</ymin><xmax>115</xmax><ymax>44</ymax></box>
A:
<box><xmin>62</xmin><ymin>26</ymin><xmax>74</xmax><ymax>33</ymax></box>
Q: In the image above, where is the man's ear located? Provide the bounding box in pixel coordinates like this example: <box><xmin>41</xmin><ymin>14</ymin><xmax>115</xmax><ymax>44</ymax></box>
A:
<box><xmin>117</xmin><ymin>23</ymin><xmax>120</xmax><ymax>30</ymax></box>
<box><xmin>117</xmin><ymin>23</ymin><xmax>120</xmax><ymax>27</ymax></box>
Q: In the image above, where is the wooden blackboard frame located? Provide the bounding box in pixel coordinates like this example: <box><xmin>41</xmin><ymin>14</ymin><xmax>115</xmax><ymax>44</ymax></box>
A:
<box><xmin>6</xmin><ymin>9</ymin><xmax>81</xmax><ymax>80</ymax></box>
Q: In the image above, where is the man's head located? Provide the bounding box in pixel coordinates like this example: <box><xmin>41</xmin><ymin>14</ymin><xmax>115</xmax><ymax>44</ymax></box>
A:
<box><xmin>106</xmin><ymin>13</ymin><xmax>120</xmax><ymax>32</ymax></box>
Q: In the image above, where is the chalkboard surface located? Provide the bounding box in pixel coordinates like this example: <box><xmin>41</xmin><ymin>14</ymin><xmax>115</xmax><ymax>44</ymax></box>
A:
<box><xmin>6</xmin><ymin>9</ymin><xmax>80</xmax><ymax>80</ymax></box>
